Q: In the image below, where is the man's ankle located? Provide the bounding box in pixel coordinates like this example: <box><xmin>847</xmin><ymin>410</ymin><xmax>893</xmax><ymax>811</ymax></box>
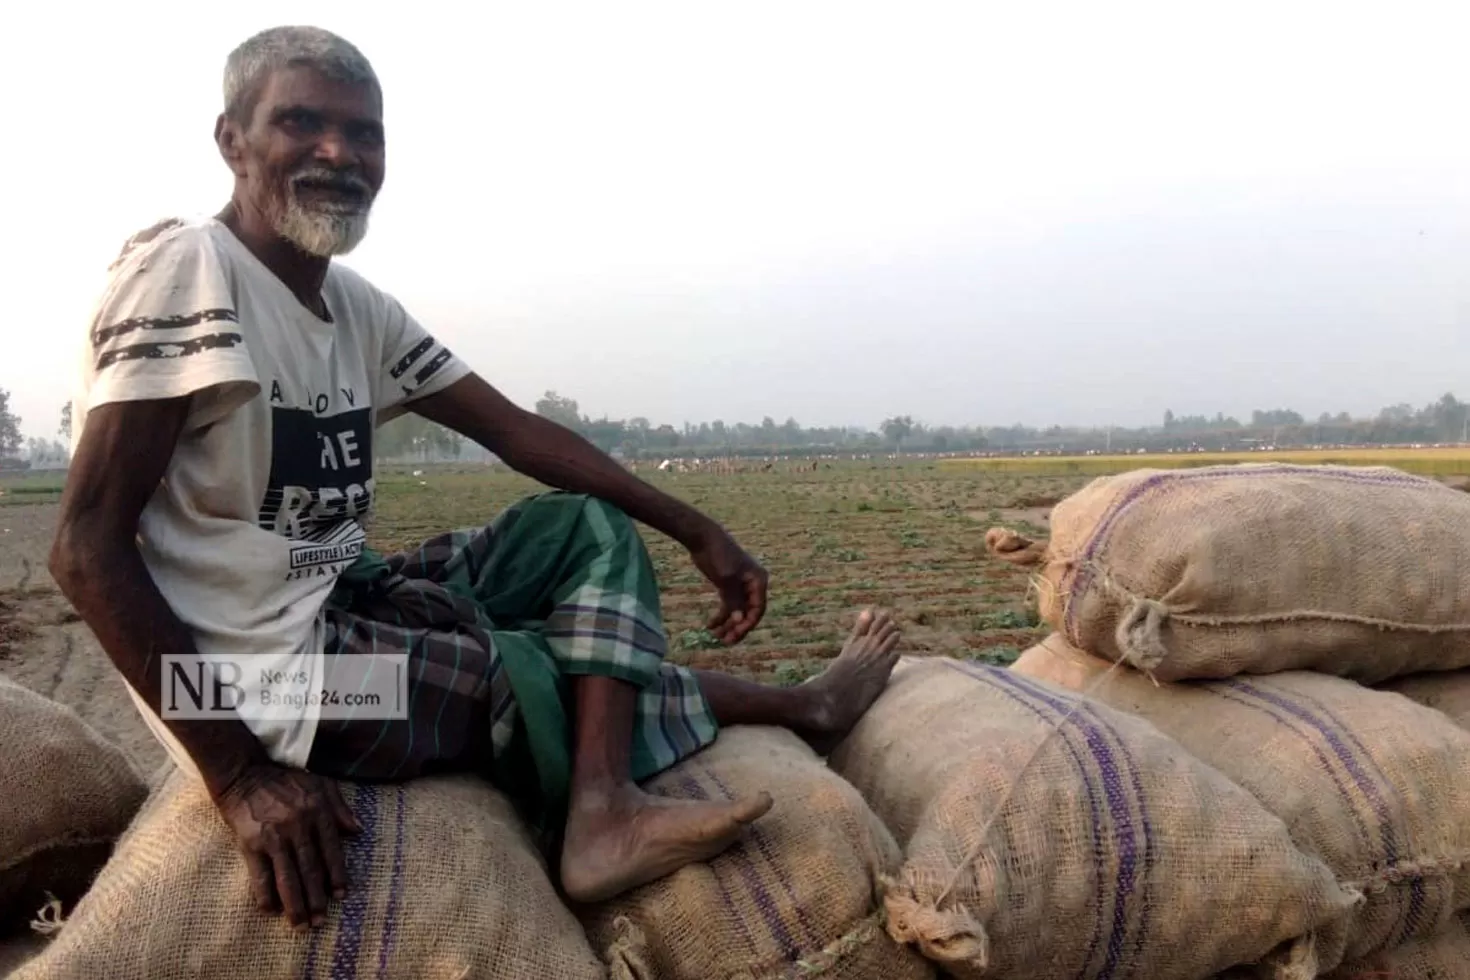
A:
<box><xmin>569</xmin><ymin>776</ymin><xmax>630</xmax><ymax>812</ymax></box>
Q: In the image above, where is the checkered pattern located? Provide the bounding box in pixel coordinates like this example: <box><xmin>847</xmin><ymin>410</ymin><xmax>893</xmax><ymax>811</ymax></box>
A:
<box><xmin>305</xmin><ymin>492</ymin><xmax>719</xmax><ymax>795</ymax></box>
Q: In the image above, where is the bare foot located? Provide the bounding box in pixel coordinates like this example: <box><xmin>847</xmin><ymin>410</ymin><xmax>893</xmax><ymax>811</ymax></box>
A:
<box><xmin>798</xmin><ymin>608</ymin><xmax>902</xmax><ymax>753</ymax></box>
<box><xmin>560</xmin><ymin>784</ymin><xmax>773</xmax><ymax>903</ymax></box>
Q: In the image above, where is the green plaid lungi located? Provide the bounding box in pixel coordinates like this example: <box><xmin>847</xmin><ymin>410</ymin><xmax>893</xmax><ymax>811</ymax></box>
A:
<box><xmin>304</xmin><ymin>491</ymin><xmax>719</xmax><ymax>832</ymax></box>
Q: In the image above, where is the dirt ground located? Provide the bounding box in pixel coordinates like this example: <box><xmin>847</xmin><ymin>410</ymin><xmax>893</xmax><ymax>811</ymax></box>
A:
<box><xmin>0</xmin><ymin>504</ymin><xmax>166</xmax><ymax>777</ymax></box>
<box><xmin>0</xmin><ymin>503</ymin><xmax>58</xmax><ymax>593</ymax></box>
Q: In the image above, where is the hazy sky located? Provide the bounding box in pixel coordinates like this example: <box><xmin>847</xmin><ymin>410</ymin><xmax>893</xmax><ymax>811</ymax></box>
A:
<box><xmin>6</xmin><ymin>1</ymin><xmax>1470</xmax><ymax>441</ymax></box>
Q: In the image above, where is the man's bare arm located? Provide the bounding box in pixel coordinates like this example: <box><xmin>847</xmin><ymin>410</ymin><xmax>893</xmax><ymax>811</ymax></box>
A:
<box><xmin>50</xmin><ymin>398</ymin><xmax>360</xmax><ymax>928</ymax></box>
<box><xmin>49</xmin><ymin>397</ymin><xmax>269</xmax><ymax>798</ymax></box>
<box><xmin>410</xmin><ymin>373</ymin><xmax>770</xmax><ymax>643</ymax></box>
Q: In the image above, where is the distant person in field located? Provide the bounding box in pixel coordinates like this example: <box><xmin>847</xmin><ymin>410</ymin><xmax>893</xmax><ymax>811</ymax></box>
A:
<box><xmin>51</xmin><ymin>26</ymin><xmax>900</xmax><ymax>930</ymax></box>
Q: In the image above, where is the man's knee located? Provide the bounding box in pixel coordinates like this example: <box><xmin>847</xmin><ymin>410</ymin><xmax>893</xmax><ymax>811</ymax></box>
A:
<box><xmin>491</xmin><ymin>490</ymin><xmax>629</xmax><ymax>539</ymax></box>
<box><xmin>574</xmin><ymin>495</ymin><xmax>639</xmax><ymax>541</ymax></box>
<box><xmin>493</xmin><ymin>492</ymin><xmax>648</xmax><ymax>571</ymax></box>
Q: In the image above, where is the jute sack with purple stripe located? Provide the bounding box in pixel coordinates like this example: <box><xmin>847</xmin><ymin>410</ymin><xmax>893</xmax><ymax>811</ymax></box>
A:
<box><xmin>1014</xmin><ymin>637</ymin><xmax>1470</xmax><ymax>972</ymax></box>
<box><xmin>14</xmin><ymin>767</ymin><xmax>606</xmax><ymax>980</ymax></box>
<box><xmin>827</xmin><ymin>657</ymin><xmax>1357</xmax><ymax>980</ymax></box>
<box><xmin>576</xmin><ymin>726</ymin><xmax>935</xmax><ymax>980</ymax></box>
<box><xmin>0</xmin><ymin>677</ymin><xmax>147</xmax><ymax>933</ymax></box>
<box><xmin>987</xmin><ymin>463</ymin><xmax>1470</xmax><ymax>683</ymax></box>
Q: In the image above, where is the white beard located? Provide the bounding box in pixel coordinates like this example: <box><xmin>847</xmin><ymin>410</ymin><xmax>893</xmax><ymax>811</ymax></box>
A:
<box><xmin>276</xmin><ymin>197</ymin><xmax>372</xmax><ymax>257</ymax></box>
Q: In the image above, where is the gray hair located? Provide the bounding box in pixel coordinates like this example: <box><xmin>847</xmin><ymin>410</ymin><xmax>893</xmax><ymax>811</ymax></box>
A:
<box><xmin>223</xmin><ymin>26</ymin><xmax>379</xmax><ymax>121</ymax></box>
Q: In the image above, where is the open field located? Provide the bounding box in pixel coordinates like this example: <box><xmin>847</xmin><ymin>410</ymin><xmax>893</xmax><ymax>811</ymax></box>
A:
<box><xmin>369</xmin><ymin>462</ymin><xmax>1076</xmax><ymax>681</ymax></box>
<box><xmin>941</xmin><ymin>447</ymin><xmax>1470</xmax><ymax>477</ymax></box>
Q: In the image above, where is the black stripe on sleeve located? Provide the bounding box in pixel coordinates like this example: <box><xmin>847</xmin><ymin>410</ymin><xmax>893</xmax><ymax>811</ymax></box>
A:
<box><xmin>92</xmin><ymin>308</ymin><xmax>239</xmax><ymax>348</ymax></box>
<box><xmin>389</xmin><ymin>336</ymin><xmax>436</xmax><ymax>379</ymax></box>
<box><xmin>413</xmin><ymin>348</ymin><xmax>453</xmax><ymax>386</ymax></box>
<box><xmin>95</xmin><ymin>332</ymin><xmax>245</xmax><ymax>371</ymax></box>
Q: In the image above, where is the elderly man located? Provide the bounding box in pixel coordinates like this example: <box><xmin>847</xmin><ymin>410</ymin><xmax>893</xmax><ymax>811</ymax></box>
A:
<box><xmin>50</xmin><ymin>25</ymin><xmax>900</xmax><ymax>931</ymax></box>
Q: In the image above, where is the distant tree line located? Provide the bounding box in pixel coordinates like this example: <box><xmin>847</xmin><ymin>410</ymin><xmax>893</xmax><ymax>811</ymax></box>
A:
<box><xmin>6</xmin><ymin>388</ymin><xmax>1470</xmax><ymax>469</ymax></box>
<box><xmin>375</xmin><ymin>412</ymin><xmax>472</xmax><ymax>462</ymax></box>
<box><xmin>514</xmin><ymin>390</ymin><xmax>1470</xmax><ymax>460</ymax></box>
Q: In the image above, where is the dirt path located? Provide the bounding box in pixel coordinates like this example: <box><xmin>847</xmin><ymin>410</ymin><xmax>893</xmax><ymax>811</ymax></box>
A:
<box><xmin>0</xmin><ymin>504</ymin><xmax>165</xmax><ymax>776</ymax></box>
<box><xmin>0</xmin><ymin>503</ymin><xmax>59</xmax><ymax>592</ymax></box>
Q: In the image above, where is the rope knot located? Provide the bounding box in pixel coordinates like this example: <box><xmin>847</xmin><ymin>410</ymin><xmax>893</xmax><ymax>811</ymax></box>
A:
<box><xmin>30</xmin><ymin>892</ymin><xmax>66</xmax><ymax>936</ymax></box>
<box><xmin>605</xmin><ymin>915</ymin><xmax>654</xmax><ymax>980</ymax></box>
<box><xmin>883</xmin><ymin>888</ymin><xmax>990</xmax><ymax>969</ymax></box>
<box><xmin>1115</xmin><ymin>596</ymin><xmax>1172</xmax><ymax>671</ymax></box>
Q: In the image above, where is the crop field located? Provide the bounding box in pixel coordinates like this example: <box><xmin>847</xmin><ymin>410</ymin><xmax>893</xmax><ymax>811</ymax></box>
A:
<box><xmin>942</xmin><ymin>447</ymin><xmax>1470</xmax><ymax>478</ymax></box>
<box><xmin>369</xmin><ymin>449</ymin><xmax>1470</xmax><ymax>682</ymax></box>
<box><xmin>369</xmin><ymin>461</ymin><xmax>1084</xmax><ymax>682</ymax></box>
<box><xmin>0</xmin><ymin>472</ymin><xmax>65</xmax><ymax>507</ymax></box>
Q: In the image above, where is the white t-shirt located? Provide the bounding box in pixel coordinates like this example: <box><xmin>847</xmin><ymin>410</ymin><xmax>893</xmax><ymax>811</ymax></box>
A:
<box><xmin>72</xmin><ymin>216</ymin><xmax>472</xmax><ymax>776</ymax></box>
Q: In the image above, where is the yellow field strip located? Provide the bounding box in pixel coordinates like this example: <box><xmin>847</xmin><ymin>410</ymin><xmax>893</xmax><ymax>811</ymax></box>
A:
<box><xmin>938</xmin><ymin>449</ymin><xmax>1470</xmax><ymax>477</ymax></box>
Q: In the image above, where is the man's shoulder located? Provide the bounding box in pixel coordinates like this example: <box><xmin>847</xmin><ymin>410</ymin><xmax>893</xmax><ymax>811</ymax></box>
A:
<box><xmin>105</xmin><ymin>216</ymin><xmax>225</xmax><ymax>275</ymax></box>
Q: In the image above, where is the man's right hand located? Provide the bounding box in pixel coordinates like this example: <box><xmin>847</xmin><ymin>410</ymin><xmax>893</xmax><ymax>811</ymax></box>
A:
<box><xmin>215</xmin><ymin>764</ymin><xmax>363</xmax><ymax>930</ymax></box>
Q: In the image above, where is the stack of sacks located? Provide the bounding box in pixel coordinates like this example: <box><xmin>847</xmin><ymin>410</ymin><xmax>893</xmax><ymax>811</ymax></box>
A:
<box><xmin>828</xmin><ymin>656</ymin><xmax>1358</xmax><ymax>979</ymax></box>
<box><xmin>1015</xmin><ymin>639</ymin><xmax>1470</xmax><ymax>973</ymax></box>
<box><xmin>0</xmin><ymin>677</ymin><xmax>147</xmax><ymax>932</ymax></box>
<box><xmin>15</xmin><ymin>769</ymin><xmax>609</xmax><ymax>980</ymax></box>
<box><xmin>575</xmin><ymin>726</ymin><xmax>934</xmax><ymax>980</ymax></box>
<box><xmin>20</xmin><ymin>723</ymin><xmax>931</xmax><ymax>980</ymax></box>
<box><xmin>986</xmin><ymin>463</ymin><xmax>1470</xmax><ymax>974</ymax></box>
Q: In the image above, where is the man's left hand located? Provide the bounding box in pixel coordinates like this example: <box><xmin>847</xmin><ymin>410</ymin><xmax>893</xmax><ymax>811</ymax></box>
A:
<box><xmin>689</xmin><ymin>527</ymin><xmax>769</xmax><ymax>645</ymax></box>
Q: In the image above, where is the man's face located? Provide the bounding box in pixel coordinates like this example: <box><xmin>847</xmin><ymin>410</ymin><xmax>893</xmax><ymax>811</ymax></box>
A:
<box><xmin>228</xmin><ymin>65</ymin><xmax>385</xmax><ymax>257</ymax></box>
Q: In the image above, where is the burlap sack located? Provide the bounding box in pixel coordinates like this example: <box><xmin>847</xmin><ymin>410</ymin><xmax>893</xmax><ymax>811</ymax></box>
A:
<box><xmin>828</xmin><ymin>657</ymin><xmax>1356</xmax><ymax>980</ymax></box>
<box><xmin>577</xmin><ymin>726</ymin><xmax>934</xmax><ymax>980</ymax></box>
<box><xmin>0</xmin><ymin>677</ymin><xmax>147</xmax><ymax>932</ymax></box>
<box><xmin>14</xmin><ymin>768</ymin><xmax>606</xmax><ymax>980</ymax></box>
<box><xmin>1379</xmin><ymin>669</ymin><xmax>1470</xmax><ymax>729</ymax></box>
<box><xmin>1323</xmin><ymin>912</ymin><xmax>1470</xmax><ymax>980</ymax></box>
<box><xmin>987</xmin><ymin>463</ymin><xmax>1470</xmax><ymax>683</ymax></box>
<box><xmin>1014</xmin><ymin>637</ymin><xmax>1470</xmax><ymax>970</ymax></box>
